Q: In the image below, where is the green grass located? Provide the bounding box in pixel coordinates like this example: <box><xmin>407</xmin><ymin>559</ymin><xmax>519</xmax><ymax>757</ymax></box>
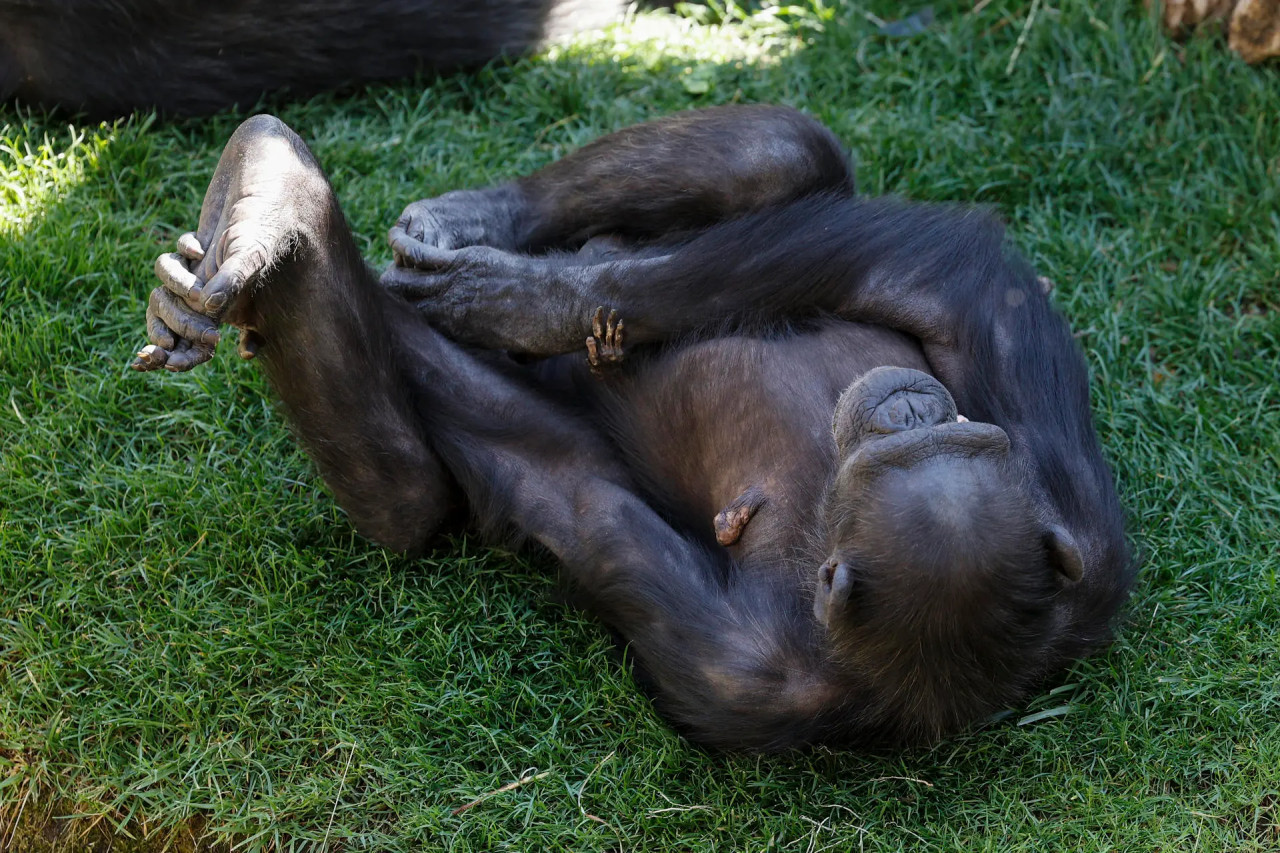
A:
<box><xmin>2</xmin><ymin>1</ymin><xmax>1279</xmax><ymax>850</ymax></box>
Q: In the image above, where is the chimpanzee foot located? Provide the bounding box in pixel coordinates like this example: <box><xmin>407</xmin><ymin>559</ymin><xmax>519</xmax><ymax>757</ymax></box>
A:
<box><xmin>133</xmin><ymin>114</ymin><xmax>330</xmax><ymax>373</ymax></box>
<box><xmin>586</xmin><ymin>307</ymin><xmax>625</xmax><ymax>378</ymax></box>
<box><xmin>713</xmin><ymin>486</ymin><xmax>767</xmax><ymax>547</ymax></box>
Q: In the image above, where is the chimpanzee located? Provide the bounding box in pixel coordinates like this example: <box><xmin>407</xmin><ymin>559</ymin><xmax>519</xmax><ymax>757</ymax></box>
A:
<box><xmin>131</xmin><ymin>105</ymin><xmax>1133</xmax><ymax>750</ymax></box>
<box><xmin>0</xmin><ymin>0</ymin><xmax>625</xmax><ymax>117</ymax></box>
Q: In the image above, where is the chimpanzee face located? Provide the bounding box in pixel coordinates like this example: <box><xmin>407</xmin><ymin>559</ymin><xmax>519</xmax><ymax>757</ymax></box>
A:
<box><xmin>814</xmin><ymin>366</ymin><xmax>1053</xmax><ymax>630</ymax></box>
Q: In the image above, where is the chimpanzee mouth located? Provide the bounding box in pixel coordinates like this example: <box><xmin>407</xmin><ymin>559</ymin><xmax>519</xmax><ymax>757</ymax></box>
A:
<box><xmin>863</xmin><ymin>383</ymin><xmax>958</xmax><ymax>435</ymax></box>
<box><xmin>833</xmin><ymin>366</ymin><xmax>957</xmax><ymax>455</ymax></box>
<box><xmin>832</xmin><ymin>367</ymin><xmax>1007</xmax><ymax>469</ymax></box>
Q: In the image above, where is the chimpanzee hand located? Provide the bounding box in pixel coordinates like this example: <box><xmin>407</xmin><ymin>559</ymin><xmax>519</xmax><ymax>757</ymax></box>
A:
<box><xmin>380</xmin><ymin>245</ymin><xmax>595</xmax><ymax>356</ymax></box>
<box><xmin>133</xmin><ymin>232</ymin><xmax>222</xmax><ymax>371</ymax></box>
<box><xmin>586</xmin><ymin>307</ymin><xmax>625</xmax><ymax>378</ymax></box>
<box><xmin>388</xmin><ymin>187</ymin><xmax>522</xmax><ymax>268</ymax></box>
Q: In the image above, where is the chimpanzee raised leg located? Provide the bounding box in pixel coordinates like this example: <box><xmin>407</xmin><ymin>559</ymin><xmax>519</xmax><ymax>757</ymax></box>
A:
<box><xmin>134</xmin><ymin>116</ymin><xmax>822</xmax><ymax>748</ymax></box>
<box><xmin>135</xmin><ymin>116</ymin><xmax>459</xmax><ymax>551</ymax></box>
<box><xmin>379</xmin><ymin>105</ymin><xmax>857</xmax><ymax>354</ymax></box>
<box><xmin>382</xmin><ymin>104</ymin><xmax>854</xmax><ymax>270</ymax></box>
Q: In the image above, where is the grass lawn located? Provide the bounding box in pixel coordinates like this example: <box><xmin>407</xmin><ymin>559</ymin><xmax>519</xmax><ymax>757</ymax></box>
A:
<box><xmin>2</xmin><ymin>1</ymin><xmax>1279</xmax><ymax>850</ymax></box>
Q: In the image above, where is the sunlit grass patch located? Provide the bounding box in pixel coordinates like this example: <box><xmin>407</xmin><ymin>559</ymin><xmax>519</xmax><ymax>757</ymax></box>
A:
<box><xmin>0</xmin><ymin>123</ymin><xmax>117</xmax><ymax>236</ymax></box>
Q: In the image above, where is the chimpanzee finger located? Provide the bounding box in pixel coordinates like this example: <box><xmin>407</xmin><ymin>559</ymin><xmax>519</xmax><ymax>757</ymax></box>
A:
<box><xmin>592</xmin><ymin>306</ymin><xmax>605</xmax><ymax>340</ymax></box>
<box><xmin>149</xmin><ymin>286</ymin><xmax>221</xmax><ymax>346</ymax></box>
<box><xmin>388</xmin><ymin>227</ymin><xmax>453</xmax><ymax>269</ymax></box>
<box><xmin>163</xmin><ymin>338</ymin><xmax>216</xmax><ymax>372</ymax></box>
<box><xmin>155</xmin><ymin>252</ymin><xmax>204</xmax><ymax>308</ymax></box>
<box><xmin>132</xmin><ymin>344</ymin><xmax>170</xmax><ymax>371</ymax></box>
<box><xmin>176</xmin><ymin>232</ymin><xmax>206</xmax><ymax>262</ymax></box>
<box><xmin>197</xmin><ymin>249</ymin><xmax>263</xmax><ymax>315</ymax></box>
<box><xmin>146</xmin><ymin>301</ymin><xmax>177</xmax><ymax>350</ymax></box>
<box><xmin>379</xmin><ymin>264</ymin><xmax>448</xmax><ymax>301</ymax></box>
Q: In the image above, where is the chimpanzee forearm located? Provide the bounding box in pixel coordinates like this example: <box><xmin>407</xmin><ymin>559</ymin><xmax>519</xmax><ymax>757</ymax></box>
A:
<box><xmin>135</xmin><ymin>116</ymin><xmax>459</xmax><ymax>552</ymax></box>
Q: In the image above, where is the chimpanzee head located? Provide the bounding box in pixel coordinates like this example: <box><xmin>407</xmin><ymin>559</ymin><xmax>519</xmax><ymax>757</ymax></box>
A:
<box><xmin>814</xmin><ymin>366</ymin><xmax>1085</xmax><ymax>737</ymax></box>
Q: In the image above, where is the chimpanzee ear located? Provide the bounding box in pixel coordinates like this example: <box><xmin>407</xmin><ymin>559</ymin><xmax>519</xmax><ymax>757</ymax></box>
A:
<box><xmin>1045</xmin><ymin>524</ymin><xmax>1084</xmax><ymax>583</ymax></box>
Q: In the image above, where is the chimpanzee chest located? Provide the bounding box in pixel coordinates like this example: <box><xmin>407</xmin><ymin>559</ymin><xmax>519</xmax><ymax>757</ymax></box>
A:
<box><xmin>597</xmin><ymin>318</ymin><xmax>933</xmax><ymax>561</ymax></box>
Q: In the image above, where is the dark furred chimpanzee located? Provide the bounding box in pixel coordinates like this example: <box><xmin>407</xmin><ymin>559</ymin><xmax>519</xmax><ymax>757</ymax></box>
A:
<box><xmin>0</xmin><ymin>0</ymin><xmax>624</xmax><ymax>117</ymax></box>
<box><xmin>131</xmin><ymin>106</ymin><xmax>1133</xmax><ymax>750</ymax></box>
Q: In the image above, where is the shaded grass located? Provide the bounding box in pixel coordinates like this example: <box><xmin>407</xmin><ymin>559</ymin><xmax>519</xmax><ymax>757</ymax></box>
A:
<box><xmin>1</xmin><ymin>1</ymin><xmax>1279</xmax><ymax>850</ymax></box>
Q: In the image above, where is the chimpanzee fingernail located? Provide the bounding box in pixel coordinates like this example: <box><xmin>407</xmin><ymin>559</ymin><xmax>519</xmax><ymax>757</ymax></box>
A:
<box><xmin>205</xmin><ymin>292</ymin><xmax>227</xmax><ymax>311</ymax></box>
<box><xmin>202</xmin><ymin>329</ymin><xmax>221</xmax><ymax>345</ymax></box>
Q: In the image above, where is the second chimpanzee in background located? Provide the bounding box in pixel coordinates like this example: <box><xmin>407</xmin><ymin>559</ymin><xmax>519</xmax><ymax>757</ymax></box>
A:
<box><xmin>133</xmin><ymin>106</ymin><xmax>1133</xmax><ymax>750</ymax></box>
<box><xmin>0</xmin><ymin>0</ymin><xmax>626</xmax><ymax>117</ymax></box>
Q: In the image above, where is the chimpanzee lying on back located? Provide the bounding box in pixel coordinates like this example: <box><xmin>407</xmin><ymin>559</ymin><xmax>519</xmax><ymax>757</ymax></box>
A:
<box><xmin>131</xmin><ymin>106</ymin><xmax>1133</xmax><ymax>750</ymax></box>
<box><xmin>0</xmin><ymin>0</ymin><xmax>624</xmax><ymax>117</ymax></box>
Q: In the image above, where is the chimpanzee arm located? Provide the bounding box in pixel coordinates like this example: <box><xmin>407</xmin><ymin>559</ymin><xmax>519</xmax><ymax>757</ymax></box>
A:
<box><xmin>385</xmin><ymin>104</ymin><xmax>853</xmax><ymax>265</ymax></box>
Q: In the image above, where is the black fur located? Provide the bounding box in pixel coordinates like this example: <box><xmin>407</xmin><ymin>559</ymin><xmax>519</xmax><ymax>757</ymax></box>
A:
<box><xmin>0</xmin><ymin>0</ymin><xmax>625</xmax><ymax>117</ymax></box>
<box><xmin>135</xmin><ymin>106</ymin><xmax>1134</xmax><ymax>750</ymax></box>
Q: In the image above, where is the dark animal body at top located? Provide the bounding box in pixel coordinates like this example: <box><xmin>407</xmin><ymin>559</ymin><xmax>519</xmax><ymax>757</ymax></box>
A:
<box><xmin>131</xmin><ymin>105</ymin><xmax>1134</xmax><ymax>749</ymax></box>
<box><xmin>0</xmin><ymin>0</ymin><xmax>626</xmax><ymax>117</ymax></box>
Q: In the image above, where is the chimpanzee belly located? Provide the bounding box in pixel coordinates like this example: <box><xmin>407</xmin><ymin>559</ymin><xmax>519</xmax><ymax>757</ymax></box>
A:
<box><xmin>596</xmin><ymin>318</ymin><xmax>933</xmax><ymax>564</ymax></box>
